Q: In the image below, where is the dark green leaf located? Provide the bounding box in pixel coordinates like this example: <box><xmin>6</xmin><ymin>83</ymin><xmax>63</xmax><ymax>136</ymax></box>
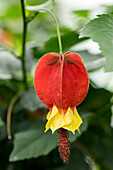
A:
<box><xmin>80</xmin><ymin>85</ymin><xmax>112</xmax><ymax>114</ymax></box>
<box><xmin>9</xmin><ymin>112</ymin><xmax>89</xmax><ymax>162</ymax></box>
<box><xmin>20</xmin><ymin>87</ymin><xmax>46</xmax><ymax>112</ymax></box>
<box><xmin>54</xmin><ymin>145</ymin><xmax>92</xmax><ymax>170</ymax></box>
<box><xmin>80</xmin><ymin>14</ymin><xmax>113</xmax><ymax>71</ymax></box>
<box><xmin>79</xmin><ymin>123</ymin><xmax>113</xmax><ymax>170</ymax></box>
<box><xmin>9</xmin><ymin>121</ymin><xmax>58</xmax><ymax>161</ymax></box>
<box><xmin>44</xmin><ymin>31</ymin><xmax>87</xmax><ymax>53</ymax></box>
<box><xmin>0</xmin><ymin>117</ymin><xmax>4</xmax><ymax>127</ymax></box>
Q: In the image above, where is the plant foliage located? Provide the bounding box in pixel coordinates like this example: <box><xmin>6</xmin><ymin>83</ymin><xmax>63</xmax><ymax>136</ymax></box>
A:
<box><xmin>0</xmin><ymin>0</ymin><xmax>113</xmax><ymax>169</ymax></box>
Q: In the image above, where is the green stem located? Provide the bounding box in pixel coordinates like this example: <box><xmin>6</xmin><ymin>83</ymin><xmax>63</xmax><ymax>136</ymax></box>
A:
<box><xmin>27</xmin><ymin>7</ymin><xmax>63</xmax><ymax>53</ymax></box>
<box><xmin>42</xmin><ymin>8</ymin><xmax>62</xmax><ymax>53</ymax></box>
<box><xmin>20</xmin><ymin>0</ymin><xmax>28</xmax><ymax>89</ymax></box>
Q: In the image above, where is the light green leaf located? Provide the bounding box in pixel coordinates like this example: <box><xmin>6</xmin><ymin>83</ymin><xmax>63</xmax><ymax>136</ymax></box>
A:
<box><xmin>0</xmin><ymin>51</ymin><xmax>22</xmax><ymax>80</ymax></box>
<box><xmin>72</xmin><ymin>50</ymin><xmax>105</xmax><ymax>71</ymax></box>
<box><xmin>80</xmin><ymin>14</ymin><xmax>113</xmax><ymax>72</ymax></box>
<box><xmin>0</xmin><ymin>117</ymin><xmax>4</xmax><ymax>127</ymax></box>
<box><xmin>73</xmin><ymin>10</ymin><xmax>90</xmax><ymax>18</ymax></box>
<box><xmin>4</xmin><ymin>4</ymin><xmax>21</xmax><ymax>18</ymax></box>
<box><xmin>89</xmin><ymin>68</ymin><xmax>113</xmax><ymax>92</ymax></box>
<box><xmin>26</xmin><ymin>0</ymin><xmax>54</xmax><ymax>23</ymax></box>
<box><xmin>26</xmin><ymin>0</ymin><xmax>54</xmax><ymax>12</ymax></box>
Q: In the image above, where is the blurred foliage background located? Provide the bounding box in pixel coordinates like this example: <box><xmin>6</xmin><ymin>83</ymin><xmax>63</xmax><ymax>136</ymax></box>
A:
<box><xmin>0</xmin><ymin>0</ymin><xmax>113</xmax><ymax>170</ymax></box>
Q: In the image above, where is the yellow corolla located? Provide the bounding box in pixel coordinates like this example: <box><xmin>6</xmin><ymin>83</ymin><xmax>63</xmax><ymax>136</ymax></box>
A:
<box><xmin>45</xmin><ymin>105</ymin><xmax>82</xmax><ymax>134</ymax></box>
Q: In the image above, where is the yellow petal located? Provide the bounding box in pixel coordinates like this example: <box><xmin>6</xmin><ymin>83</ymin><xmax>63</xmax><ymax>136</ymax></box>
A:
<box><xmin>63</xmin><ymin>107</ymin><xmax>74</xmax><ymax>124</ymax></box>
<box><xmin>46</xmin><ymin>112</ymin><xmax>50</xmax><ymax>120</ymax></box>
<box><xmin>62</xmin><ymin>114</ymin><xmax>82</xmax><ymax>134</ymax></box>
<box><xmin>45</xmin><ymin>106</ymin><xmax>82</xmax><ymax>134</ymax></box>
<box><xmin>48</xmin><ymin>105</ymin><xmax>58</xmax><ymax>120</ymax></box>
<box><xmin>45</xmin><ymin>112</ymin><xmax>63</xmax><ymax>133</ymax></box>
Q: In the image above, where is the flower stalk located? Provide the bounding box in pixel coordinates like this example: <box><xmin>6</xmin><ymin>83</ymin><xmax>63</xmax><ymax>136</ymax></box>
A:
<box><xmin>40</xmin><ymin>8</ymin><xmax>62</xmax><ymax>53</ymax></box>
<box><xmin>26</xmin><ymin>7</ymin><xmax>63</xmax><ymax>53</ymax></box>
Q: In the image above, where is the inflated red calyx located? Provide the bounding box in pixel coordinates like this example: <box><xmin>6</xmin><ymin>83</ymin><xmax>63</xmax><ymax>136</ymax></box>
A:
<box><xmin>34</xmin><ymin>52</ymin><xmax>89</xmax><ymax>113</ymax></box>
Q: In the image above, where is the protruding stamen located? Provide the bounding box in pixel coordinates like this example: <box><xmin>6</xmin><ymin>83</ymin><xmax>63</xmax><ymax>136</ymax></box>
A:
<box><xmin>58</xmin><ymin>128</ymin><xmax>70</xmax><ymax>163</ymax></box>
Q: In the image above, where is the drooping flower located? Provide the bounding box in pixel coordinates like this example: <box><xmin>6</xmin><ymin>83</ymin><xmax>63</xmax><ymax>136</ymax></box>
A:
<box><xmin>34</xmin><ymin>52</ymin><xmax>89</xmax><ymax>163</ymax></box>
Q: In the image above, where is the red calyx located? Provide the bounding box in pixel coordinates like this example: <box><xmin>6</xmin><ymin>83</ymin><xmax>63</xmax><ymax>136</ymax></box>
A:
<box><xmin>34</xmin><ymin>52</ymin><xmax>89</xmax><ymax>111</ymax></box>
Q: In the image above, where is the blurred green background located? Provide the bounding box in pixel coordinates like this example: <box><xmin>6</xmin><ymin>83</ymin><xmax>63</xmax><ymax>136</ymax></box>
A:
<box><xmin>0</xmin><ymin>0</ymin><xmax>113</xmax><ymax>170</ymax></box>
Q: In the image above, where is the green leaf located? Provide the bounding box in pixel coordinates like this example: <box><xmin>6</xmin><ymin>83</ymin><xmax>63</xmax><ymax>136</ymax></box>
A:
<box><xmin>55</xmin><ymin>145</ymin><xmax>92</xmax><ymax>170</ymax></box>
<box><xmin>9</xmin><ymin>113</ymin><xmax>89</xmax><ymax>162</ymax></box>
<box><xmin>104</xmin><ymin>5</ymin><xmax>113</xmax><ymax>14</ymax></box>
<box><xmin>72</xmin><ymin>50</ymin><xmax>105</xmax><ymax>71</ymax></box>
<box><xmin>20</xmin><ymin>87</ymin><xmax>46</xmax><ymax>112</ymax></box>
<box><xmin>26</xmin><ymin>0</ymin><xmax>53</xmax><ymax>12</ymax></box>
<box><xmin>26</xmin><ymin>0</ymin><xmax>54</xmax><ymax>21</ymax></box>
<box><xmin>4</xmin><ymin>4</ymin><xmax>21</xmax><ymax>19</ymax></box>
<box><xmin>44</xmin><ymin>31</ymin><xmax>87</xmax><ymax>53</ymax></box>
<box><xmin>80</xmin><ymin>14</ymin><xmax>113</xmax><ymax>72</ymax></box>
<box><xmin>79</xmin><ymin>123</ymin><xmax>113</xmax><ymax>170</ymax></box>
<box><xmin>9</xmin><ymin>121</ymin><xmax>58</xmax><ymax>162</ymax></box>
<box><xmin>0</xmin><ymin>117</ymin><xmax>4</xmax><ymax>127</ymax></box>
<box><xmin>0</xmin><ymin>51</ymin><xmax>22</xmax><ymax>80</ymax></box>
<box><xmin>73</xmin><ymin>10</ymin><xmax>90</xmax><ymax>18</ymax></box>
<box><xmin>110</xmin><ymin>105</ymin><xmax>113</xmax><ymax>127</ymax></box>
<box><xmin>26</xmin><ymin>0</ymin><xmax>47</xmax><ymax>6</ymax></box>
<box><xmin>89</xmin><ymin>68</ymin><xmax>113</xmax><ymax>92</ymax></box>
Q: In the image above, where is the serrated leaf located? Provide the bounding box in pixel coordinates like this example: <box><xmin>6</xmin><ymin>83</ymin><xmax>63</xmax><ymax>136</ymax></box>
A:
<box><xmin>20</xmin><ymin>87</ymin><xmax>46</xmax><ymax>112</ymax></box>
<box><xmin>80</xmin><ymin>14</ymin><xmax>113</xmax><ymax>72</ymax></box>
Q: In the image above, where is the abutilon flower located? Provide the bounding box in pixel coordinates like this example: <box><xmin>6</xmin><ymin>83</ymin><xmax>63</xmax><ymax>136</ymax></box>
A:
<box><xmin>34</xmin><ymin>52</ymin><xmax>89</xmax><ymax>163</ymax></box>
